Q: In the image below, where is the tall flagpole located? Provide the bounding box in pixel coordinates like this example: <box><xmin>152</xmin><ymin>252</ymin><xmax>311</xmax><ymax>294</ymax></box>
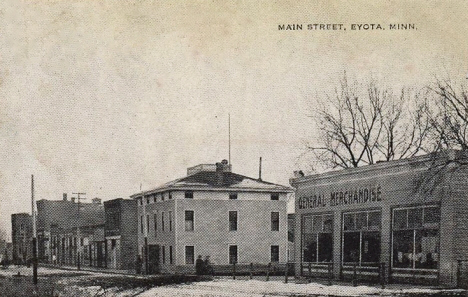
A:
<box><xmin>228</xmin><ymin>113</ymin><xmax>231</xmax><ymax>164</ymax></box>
<box><xmin>31</xmin><ymin>174</ymin><xmax>38</xmax><ymax>284</ymax></box>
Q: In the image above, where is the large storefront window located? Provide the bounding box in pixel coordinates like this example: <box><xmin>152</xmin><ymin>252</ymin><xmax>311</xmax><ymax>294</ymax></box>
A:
<box><xmin>392</xmin><ymin>206</ymin><xmax>440</xmax><ymax>270</ymax></box>
<box><xmin>302</xmin><ymin>214</ymin><xmax>333</xmax><ymax>263</ymax></box>
<box><xmin>342</xmin><ymin>210</ymin><xmax>381</xmax><ymax>265</ymax></box>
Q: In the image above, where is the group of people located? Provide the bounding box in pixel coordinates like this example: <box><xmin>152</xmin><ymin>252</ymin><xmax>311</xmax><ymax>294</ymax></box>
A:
<box><xmin>195</xmin><ymin>255</ymin><xmax>213</xmax><ymax>275</ymax></box>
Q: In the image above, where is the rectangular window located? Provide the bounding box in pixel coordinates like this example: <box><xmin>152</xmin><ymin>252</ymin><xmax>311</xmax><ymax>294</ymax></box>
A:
<box><xmin>185</xmin><ymin>211</ymin><xmax>194</xmax><ymax>231</ymax></box>
<box><xmin>139</xmin><ymin>198</ymin><xmax>143</xmax><ymax>205</ymax></box>
<box><xmin>302</xmin><ymin>214</ymin><xmax>333</xmax><ymax>263</ymax></box>
<box><xmin>229</xmin><ymin>245</ymin><xmax>238</xmax><ymax>264</ymax></box>
<box><xmin>185</xmin><ymin>246</ymin><xmax>194</xmax><ymax>264</ymax></box>
<box><xmin>140</xmin><ymin>215</ymin><xmax>144</xmax><ymax>233</ymax></box>
<box><xmin>153</xmin><ymin>195</ymin><xmax>156</xmax><ymax>203</ymax></box>
<box><xmin>169</xmin><ymin>246</ymin><xmax>173</xmax><ymax>264</ymax></box>
<box><xmin>342</xmin><ymin>210</ymin><xmax>381</xmax><ymax>265</ymax></box>
<box><xmin>162</xmin><ymin>246</ymin><xmax>166</xmax><ymax>264</ymax></box>
<box><xmin>146</xmin><ymin>214</ymin><xmax>150</xmax><ymax>234</ymax></box>
<box><xmin>271</xmin><ymin>193</ymin><xmax>279</xmax><ymax>200</ymax></box>
<box><xmin>392</xmin><ymin>206</ymin><xmax>440</xmax><ymax>270</ymax></box>
<box><xmin>271</xmin><ymin>245</ymin><xmax>279</xmax><ymax>262</ymax></box>
<box><xmin>185</xmin><ymin>191</ymin><xmax>194</xmax><ymax>199</ymax></box>
<box><xmin>229</xmin><ymin>193</ymin><xmax>238</xmax><ymax>200</ymax></box>
<box><xmin>169</xmin><ymin>211</ymin><xmax>173</xmax><ymax>231</ymax></box>
<box><xmin>229</xmin><ymin>211</ymin><xmax>238</xmax><ymax>231</ymax></box>
<box><xmin>169</xmin><ymin>192</ymin><xmax>172</xmax><ymax>199</ymax></box>
<box><xmin>154</xmin><ymin>213</ymin><xmax>157</xmax><ymax>232</ymax></box>
<box><xmin>146</xmin><ymin>196</ymin><xmax>150</xmax><ymax>204</ymax></box>
<box><xmin>271</xmin><ymin>212</ymin><xmax>279</xmax><ymax>231</ymax></box>
<box><xmin>162</xmin><ymin>212</ymin><xmax>165</xmax><ymax>232</ymax></box>
<box><xmin>161</xmin><ymin>193</ymin><xmax>165</xmax><ymax>201</ymax></box>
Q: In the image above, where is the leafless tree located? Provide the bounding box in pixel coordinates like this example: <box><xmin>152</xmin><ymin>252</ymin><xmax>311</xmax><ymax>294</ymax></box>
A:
<box><xmin>427</xmin><ymin>78</ymin><xmax>468</xmax><ymax>151</ymax></box>
<box><xmin>307</xmin><ymin>75</ymin><xmax>432</xmax><ymax>171</ymax></box>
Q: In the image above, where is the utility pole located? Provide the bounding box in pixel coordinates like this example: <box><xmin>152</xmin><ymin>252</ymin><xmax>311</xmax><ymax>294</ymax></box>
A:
<box><xmin>72</xmin><ymin>192</ymin><xmax>86</xmax><ymax>270</ymax></box>
<box><xmin>141</xmin><ymin>184</ymin><xmax>149</xmax><ymax>274</ymax></box>
<box><xmin>31</xmin><ymin>175</ymin><xmax>38</xmax><ymax>284</ymax></box>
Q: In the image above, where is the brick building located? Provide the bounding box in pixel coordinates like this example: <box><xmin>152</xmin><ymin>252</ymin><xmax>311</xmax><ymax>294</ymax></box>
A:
<box><xmin>36</xmin><ymin>195</ymin><xmax>105</xmax><ymax>266</ymax></box>
<box><xmin>291</xmin><ymin>150</ymin><xmax>468</xmax><ymax>287</ymax></box>
<box><xmin>104</xmin><ymin>198</ymin><xmax>138</xmax><ymax>271</ymax></box>
<box><xmin>11</xmin><ymin>213</ymin><xmax>32</xmax><ymax>264</ymax></box>
<box><xmin>131</xmin><ymin>160</ymin><xmax>293</xmax><ymax>273</ymax></box>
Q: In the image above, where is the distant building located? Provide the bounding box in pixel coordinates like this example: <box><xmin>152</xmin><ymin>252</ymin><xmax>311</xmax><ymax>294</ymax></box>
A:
<box><xmin>37</xmin><ymin>195</ymin><xmax>105</xmax><ymax>266</ymax></box>
<box><xmin>131</xmin><ymin>160</ymin><xmax>293</xmax><ymax>273</ymax></box>
<box><xmin>0</xmin><ymin>241</ymin><xmax>13</xmax><ymax>263</ymax></box>
<box><xmin>104</xmin><ymin>198</ymin><xmax>138</xmax><ymax>271</ymax></box>
<box><xmin>11</xmin><ymin>213</ymin><xmax>32</xmax><ymax>264</ymax></box>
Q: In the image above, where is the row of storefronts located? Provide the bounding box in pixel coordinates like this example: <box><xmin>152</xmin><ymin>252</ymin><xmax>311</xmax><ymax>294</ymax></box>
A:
<box><xmin>291</xmin><ymin>150</ymin><xmax>468</xmax><ymax>287</ymax></box>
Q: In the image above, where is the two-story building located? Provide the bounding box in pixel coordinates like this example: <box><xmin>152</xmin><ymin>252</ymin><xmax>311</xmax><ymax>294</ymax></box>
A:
<box><xmin>131</xmin><ymin>160</ymin><xmax>293</xmax><ymax>273</ymax></box>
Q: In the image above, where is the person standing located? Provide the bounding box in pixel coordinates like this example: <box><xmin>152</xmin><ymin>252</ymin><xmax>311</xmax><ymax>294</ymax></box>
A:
<box><xmin>195</xmin><ymin>255</ymin><xmax>204</xmax><ymax>275</ymax></box>
<box><xmin>203</xmin><ymin>256</ymin><xmax>212</xmax><ymax>275</ymax></box>
<box><xmin>136</xmin><ymin>255</ymin><xmax>143</xmax><ymax>274</ymax></box>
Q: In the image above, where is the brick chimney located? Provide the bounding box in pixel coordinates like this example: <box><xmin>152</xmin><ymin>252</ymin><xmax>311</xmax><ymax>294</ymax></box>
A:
<box><xmin>216</xmin><ymin>159</ymin><xmax>232</xmax><ymax>186</ymax></box>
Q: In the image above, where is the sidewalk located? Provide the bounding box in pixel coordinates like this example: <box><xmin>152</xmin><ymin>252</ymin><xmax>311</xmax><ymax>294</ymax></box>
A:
<box><xmin>40</xmin><ymin>263</ymin><xmax>136</xmax><ymax>276</ymax></box>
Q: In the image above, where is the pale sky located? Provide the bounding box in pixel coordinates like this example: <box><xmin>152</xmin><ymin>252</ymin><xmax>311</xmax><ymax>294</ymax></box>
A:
<box><xmin>1</xmin><ymin>0</ymin><xmax>467</xmax><ymax>239</ymax></box>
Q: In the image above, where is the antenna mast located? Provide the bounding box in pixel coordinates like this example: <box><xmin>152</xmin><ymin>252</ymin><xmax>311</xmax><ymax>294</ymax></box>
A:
<box><xmin>228</xmin><ymin>113</ymin><xmax>231</xmax><ymax>164</ymax></box>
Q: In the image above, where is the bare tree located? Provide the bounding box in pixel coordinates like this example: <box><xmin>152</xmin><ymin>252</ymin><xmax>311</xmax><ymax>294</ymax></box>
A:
<box><xmin>427</xmin><ymin>79</ymin><xmax>468</xmax><ymax>151</ymax></box>
<box><xmin>307</xmin><ymin>75</ymin><xmax>432</xmax><ymax>171</ymax></box>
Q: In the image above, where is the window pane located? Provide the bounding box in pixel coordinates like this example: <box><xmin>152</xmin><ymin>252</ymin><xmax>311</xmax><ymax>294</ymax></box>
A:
<box><xmin>271</xmin><ymin>193</ymin><xmax>279</xmax><ymax>200</ymax></box>
<box><xmin>318</xmin><ymin>233</ymin><xmax>333</xmax><ymax>262</ymax></box>
<box><xmin>229</xmin><ymin>193</ymin><xmax>238</xmax><ymax>200</ymax></box>
<box><xmin>323</xmin><ymin>215</ymin><xmax>333</xmax><ymax>233</ymax></box>
<box><xmin>185</xmin><ymin>246</ymin><xmax>194</xmax><ymax>264</ymax></box>
<box><xmin>408</xmin><ymin>208</ymin><xmax>423</xmax><ymax>228</ymax></box>
<box><xmin>229</xmin><ymin>245</ymin><xmax>238</xmax><ymax>264</ymax></box>
<box><xmin>423</xmin><ymin>207</ymin><xmax>440</xmax><ymax>225</ymax></box>
<box><xmin>271</xmin><ymin>212</ymin><xmax>279</xmax><ymax>231</ymax></box>
<box><xmin>185</xmin><ymin>191</ymin><xmax>194</xmax><ymax>199</ymax></box>
<box><xmin>185</xmin><ymin>211</ymin><xmax>194</xmax><ymax>231</ymax></box>
<box><xmin>356</xmin><ymin>212</ymin><xmax>367</xmax><ymax>230</ymax></box>
<box><xmin>361</xmin><ymin>232</ymin><xmax>380</xmax><ymax>263</ymax></box>
<box><xmin>271</xmin><ymin>246</ymin><xmax>279</xmax><ymax>262</ymax></box>
<box><xmin>392</xmin><ymin>230</ymin><xmax>413</xmax><ymax>268</ymax></box>
<box><xmin>312</xmin><ymin>215</ymin><xmax>322</xmax><ymax>233</ymax></box>
<box><xmin>303</xmin><ymin>234</ymin><xmax>317</xmax><ymax>263</ymax></box>
<box><xmin>343</xmin><ymin>232</ymin><xmax>360</xmax><ymax>263</ymax></box>
<box><xmin>303</xmin><ymin>216</ymin><xmax>314</xmax><ymax>233</ymax></box>
<box><xmin>368</xmin><ymin>212</ymin><xmax>381</xmax><ymax>231</ymax></box>
<box><xmin>415</xmin><ymin>229</ymin><xmax>439</xmax><ymax>269</ymax></box>
<box><xmin>343</xmin><ymin>213</ymin><xmax>355</xmax><ymax>231</ymax></box>
<box><xmin>393</xmin><ymin>209</ymin><xmax>407</xmax><ymax>230</ymax></box>
<box><xmin>229</xmin><ymin>211</ymin><xmax>238</xmax><ymax>231</ymax></box>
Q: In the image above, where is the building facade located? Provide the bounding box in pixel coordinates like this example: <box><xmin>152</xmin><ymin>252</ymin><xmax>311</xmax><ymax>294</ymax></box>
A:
<box><xmin>291</xmin><ymin>150</ymin><xmax>468</xmax><ymax>287</ymax></box>
<box><xmin>11</xmin><ymin>213</ymin><xmax>32</xmax><ymax>264</ymax></box>
<box><xmin>37</xmin><ymin>195</ymin><xmax>105</xmax><ymax>266</ymax></box>
<box><xmin>104</xmin><ymin>198</ymin><xmax>138</xmax><ymax>271</ymax></box>
<box><xmin>131</xmin><ymin>160</ymin><xmax>293</xmax><ymax>273</ymax></box>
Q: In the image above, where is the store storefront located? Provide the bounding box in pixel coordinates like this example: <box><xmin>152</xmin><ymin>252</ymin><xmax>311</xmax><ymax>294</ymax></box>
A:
<box><xmin>291</xmin><ymin>151</ymin><xmax>468</xmax><ymax>287</ymax></box>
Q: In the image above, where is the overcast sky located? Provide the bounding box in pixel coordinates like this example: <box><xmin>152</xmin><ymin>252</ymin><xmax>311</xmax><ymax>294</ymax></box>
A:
<box><xmin>1</xmin><ymin>1</ymin><xmax>467</xmax><ymax>238</ymax></box>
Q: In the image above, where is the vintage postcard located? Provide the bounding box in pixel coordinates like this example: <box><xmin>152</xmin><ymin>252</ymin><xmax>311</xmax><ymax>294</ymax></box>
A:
<box><xmin>1</xmin><ymin>1</ymin><xmax>467</xmax><ymax>296</ymax></box>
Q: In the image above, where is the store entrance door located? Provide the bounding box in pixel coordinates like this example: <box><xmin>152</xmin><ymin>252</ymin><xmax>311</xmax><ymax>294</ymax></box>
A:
<box><xmin>148</xmin><ymin>245</ymin><xmax>160</xmax><ymax>274</ymax></box>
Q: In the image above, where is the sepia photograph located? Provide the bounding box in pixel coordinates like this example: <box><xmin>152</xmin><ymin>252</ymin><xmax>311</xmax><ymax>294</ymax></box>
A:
<box><xmin>0</xmin><ymin>1</ymin><xmax>467</xmax><ymax>296</ymax></box>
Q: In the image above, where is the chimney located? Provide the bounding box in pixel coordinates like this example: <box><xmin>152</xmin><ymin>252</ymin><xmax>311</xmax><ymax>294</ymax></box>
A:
<box><xmin>63</xmin><ymin>193</ymin><xmax>67</xmax><ymax>201</ymax></box>
<box><xmin>293</xmin><ymin>170</ymin><xmax>305</xmax><ymax>178</ymax></box>
<box><xmin>92</xmin><ymin>198</ymin><xmax>102</xmax><ymax>204</ymax></box>
<box><xmin>216</xmin><ymin>162</ymin><xmax>224</xmax><ymax>186</ymax></box>
<box><xmin>258</xmin><ymin>157</ymin><xmax>262</xmax><ymax>181</ymax></box>
<box><xmin>71</xmin><ymin>197</ymin><xmax>76</xmax><ymax>203</ymax></box>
